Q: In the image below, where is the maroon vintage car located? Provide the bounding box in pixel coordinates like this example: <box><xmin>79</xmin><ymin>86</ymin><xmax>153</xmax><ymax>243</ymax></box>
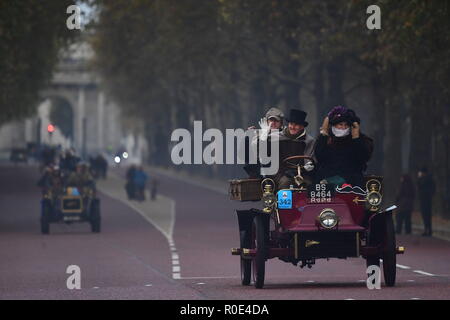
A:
<box><xmin>229</xmin><ymin>155</ymin><xmax>404</xmax><ymax>289</ymax></box>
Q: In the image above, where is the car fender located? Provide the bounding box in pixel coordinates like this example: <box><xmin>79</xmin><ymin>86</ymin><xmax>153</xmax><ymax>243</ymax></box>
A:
<box><xmin>236</xmin><ymin>209</ymin><xmax>268</xmax><ymax>248</ymax></box>
<box><xmin>367</xmin><ymin>205</ymin><xmax>397</xmax><ymax>246</ymax></box>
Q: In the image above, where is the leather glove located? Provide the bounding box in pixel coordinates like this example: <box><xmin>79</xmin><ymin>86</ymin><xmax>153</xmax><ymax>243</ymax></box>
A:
<box><xmin>320</xmin><ymin>116</ymin><xmax>330</xmax><ymax>136</ymax></box>
<box><xmin>304</xmin><ymin>161</ymin><xmax>314</xmax><ymax>172</ymax></box>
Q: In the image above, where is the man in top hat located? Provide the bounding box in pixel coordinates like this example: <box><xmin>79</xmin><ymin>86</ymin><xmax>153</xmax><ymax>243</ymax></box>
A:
<box><xmin>275</xmin><ymin>109</ymin><xmax>316</xmax><ymax>189</ymax></box>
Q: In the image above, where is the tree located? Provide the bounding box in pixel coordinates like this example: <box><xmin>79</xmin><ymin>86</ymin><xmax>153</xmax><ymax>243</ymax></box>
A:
<box><xmin>0</xmin><ymin>0</ymin><xmax>79</xmax><ymax>125</ymax></box>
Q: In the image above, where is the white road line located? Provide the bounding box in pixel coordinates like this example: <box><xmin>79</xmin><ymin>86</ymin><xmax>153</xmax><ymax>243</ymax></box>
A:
<box><xmin>179</xmin><ymin>276</ymin><xmax>238</xmax><ymax>280</ymax></box>
<box><xmin>413</xmin><ymin>270</ymin><xmax>435</xmax><ymax>276</ymax></box>
<box><xmin>172</xmin><ymin>266</ymin><xmax>181</xmax><ymax>272</ymax></box>
<box><xmin>172</xmin><ymin>253</ymin><xmax>179</xmax><ymax>260</ymax></box>
<box><xmin>145</xmin><ymin>284</ymin><xmax>153</xmax><ymax>287</ymax></box>
<box><xmin>396</xmin><ymin>264</ymin><xmax>411</xmax><ymax>270</ymax></box>
<box><xmin>173</xmin><ymin>273</ymin><xmax>181</xmax><ymax>279</ymax></box>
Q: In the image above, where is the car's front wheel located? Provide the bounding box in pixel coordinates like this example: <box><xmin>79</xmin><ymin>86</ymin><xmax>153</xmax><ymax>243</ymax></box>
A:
<box><xmin>382</xmin><ymin>215</ymin><xmax>396</xmax><ymax>287</ymax></box>
<box><xmin>90</xmin><ymin>200</ymin><xmax>101</xmax><ymax>233</ymax></box>
<box><xmin>40</xmin><ymin>201</ymin><xmax>51</xmax><ymax>234</ymax></box>
<box><xmin>252</xmin><ymin>214</ymin><xmax>268</xmax><ymax>289</ymax></box>
<box><xmin>240</xmin><ymin>258</ymin><xmax>251</xmax><ymax>286</ymax></box>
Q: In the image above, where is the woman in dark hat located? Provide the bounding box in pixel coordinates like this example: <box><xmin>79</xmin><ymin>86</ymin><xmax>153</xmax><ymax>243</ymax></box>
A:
<box><xmin>314</xmin><ymin>105</ymin><xmax>373</xmax><ymax>187</ymax></box>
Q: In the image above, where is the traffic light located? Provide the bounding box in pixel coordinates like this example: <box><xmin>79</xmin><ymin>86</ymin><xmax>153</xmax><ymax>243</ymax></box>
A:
<box><xmin>47</xmin><ymin>124</ymin><xmax>55</xmax><ymax>134</ymax></box>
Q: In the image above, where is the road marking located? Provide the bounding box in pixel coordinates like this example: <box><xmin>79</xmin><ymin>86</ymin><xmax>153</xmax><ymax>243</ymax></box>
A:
<box><xmin>396</xmin><ymin>264</ymin><xmax>411</xmax><ymax>270</ymax></box>
<box><xmin>407</xmin><ymin>280</ymin><xmax>415</xmax><ymax>282</ymax></box>
<box><xmin>411</xmin><ymin>298</ymin><xmax>421</xmax><ymax>300</ymax></box>
<box><xmin>196</xmin><ymin>282</ymin><xmax>206</xmax><ymax>285</ymax></box>
<box><xmin>345</xmin><ymin>298</ymin><xmax>355</xmax><ymax>300</ymax></box>
<box><xmin>145</xmin><ymin>284</ymin><xmax>153</xmax><ymax>287</ymax></box>
<box><xmin>92</xmin><ymin>287</ymin><xmax>99</xmax><ymax>289</ymax></box>
<box><xmin>305</xmin><ymin>280</ymin><xmax>315</xmax><ymax>283</ymax></box>
<box><xmin>179</xmin><ymin>276</ymin><xmax>238</xmax><ymax>280</ymax></box>
<box><xmin>172</xmin><ymin>266</ymin><xmax>181</xmax><ymax>272</ymax></box>
<box><xmin>413</xmin><ymin>270</ymin><xmax>435</xmax><ymax>276</ymax></box>
<box><xmin>98</xmin><ymin>173</ymin><xmax>182</xmax><ymax>280</ymax></box>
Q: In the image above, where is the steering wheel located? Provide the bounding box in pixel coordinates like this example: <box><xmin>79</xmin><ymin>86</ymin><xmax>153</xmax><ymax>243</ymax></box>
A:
<box><xmin>282</xmin><ymin>155</ymin><xmax>315</xmax><ymax>169</ymax></box>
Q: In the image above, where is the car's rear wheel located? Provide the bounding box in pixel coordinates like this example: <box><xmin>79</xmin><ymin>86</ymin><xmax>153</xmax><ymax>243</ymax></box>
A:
<box><xmin>40</xmin><ymin>201</ymin><xmax>51</xmax><ymax>234</ymax></box>
<box><xmin>382</xmin><ymin>215</ymin><xmax>396</xmax><ymax>287</ymax></box>
<box><xmin>252</xmin><ymin>215</ymin><xmax>267</xmax><ymax>289</ymax></box>
<box><xmin>90</xmin><ymin>200</ymin><xmax>101</xmax><ymax>233</ymax></box>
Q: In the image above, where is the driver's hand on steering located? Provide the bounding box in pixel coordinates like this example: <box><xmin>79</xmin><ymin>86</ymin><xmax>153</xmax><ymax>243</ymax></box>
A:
<box><xmin>304</xmin><ymin>161</ymin><xmax>315</xmax><ymax>172</ymax></box>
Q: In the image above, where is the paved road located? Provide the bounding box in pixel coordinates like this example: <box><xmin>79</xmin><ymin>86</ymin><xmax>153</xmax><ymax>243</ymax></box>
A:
<box><xmin>1</xmin><ymin>164</ymin><xmax>450</xmax><ymax>300</ymax></box>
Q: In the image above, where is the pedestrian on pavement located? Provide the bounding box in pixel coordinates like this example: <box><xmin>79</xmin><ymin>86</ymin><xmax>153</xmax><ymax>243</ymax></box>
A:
<box><xmin>150</xmin><ymin>178</ymin><xmax>159</xmax><ymax>201</ymax></box>
<box><xmin>417</xmin><ymin>167</ymin><xmax>436</xmax><ymax>236</ymax></box>
<box><xmin>133</xmin><ymin>166</ymin><xmax>148</xmax><ymax>201</ymax></box>
<box><xmin>395</xmin><ymin>174</ymin><xmax>415</xmax><ymax>234</ymax></box>
<box><xmin>125</xmin><ymin>164</ymin><xmax>137</xmax><ymax>200</ymax></box>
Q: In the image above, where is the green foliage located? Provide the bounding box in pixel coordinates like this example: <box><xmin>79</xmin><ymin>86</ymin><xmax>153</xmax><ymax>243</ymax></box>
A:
<box><xmin>0</xmin><ymin>0</ymin><xmax>78</xmax><ymax>125</ymax></box>
<box><xmin>91</xmin><ymin>0</ymin><xmax>450</xmax><ymax>212</ymax></box>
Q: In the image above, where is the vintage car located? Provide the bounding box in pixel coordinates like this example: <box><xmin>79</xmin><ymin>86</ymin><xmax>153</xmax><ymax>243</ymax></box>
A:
<box><xmin>40</xmin><ymin>185</ymin><xmax>101</xmax><ymax>234</ymax></box>
<box><xmin>229</xmin><ymin>155</ymin><xmax>404</xmax><ymax>289</ymax></box>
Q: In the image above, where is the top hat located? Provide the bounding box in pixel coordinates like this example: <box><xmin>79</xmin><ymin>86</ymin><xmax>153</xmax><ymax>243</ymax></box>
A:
<box><xmin>286</xmin><ymin>109</ymin><xmax>308</xmax><ymax>127</ymax></box>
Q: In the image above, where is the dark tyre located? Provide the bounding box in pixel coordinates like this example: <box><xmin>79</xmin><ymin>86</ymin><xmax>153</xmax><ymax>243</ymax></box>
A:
<box><xmin>40</xmin><ymin>201</ymin><xmax>51</xmax><ymax>234</ymax></box>
<box><xmin>252</xmin><ymin>215</ymin><xmax>268</xmax><ymax>289</ymax></box>
<box><xmin>90</xmin><ymin>200</ymin><xmax>101</xmax><ymax>233</ymax></box>
<box><xmin>240</xmin><ymin>258</ymin><xmax>251</xmax><ymax>286</ymax></box>
<box><xmin>382</xmin><ymin>215</ymin><xmax>396</xmax><ymax>287</ymax></box>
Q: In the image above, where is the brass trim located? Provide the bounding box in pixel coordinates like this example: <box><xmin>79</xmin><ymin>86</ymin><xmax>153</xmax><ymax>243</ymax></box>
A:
<box><xmin>366</xmin><ymin>179</ymin><xmax>382</xmax><ymax>192</ymax></box>
<box><xmin>318</xmin><ymin>208</ymin><xmax>338</xmax><ymax>229</ymax></box>
<box><xmin>261</xmin><ymin>178</ymin><xmax>275</xmax><ymax>193</ymax></box>
<box><xmin>305</xmin><ymin>240</ymin><xmax>320</xmax><ymax>248</ymax></box>
<box><xmin>353</xmin><ymin>197</ymin><xmax>366</xmax><ymax>204</ymax></box>
<box><xmin>61</xmin><ymin>196</ymin><xmax>83</xmax><ymax>213</ymax></box>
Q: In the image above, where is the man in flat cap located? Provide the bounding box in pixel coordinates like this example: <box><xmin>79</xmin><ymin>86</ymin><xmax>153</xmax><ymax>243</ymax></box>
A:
<box><xmin>244</xmin><ymin>107</ymin><xmax>285</xmax><ymax>177</ymax></box>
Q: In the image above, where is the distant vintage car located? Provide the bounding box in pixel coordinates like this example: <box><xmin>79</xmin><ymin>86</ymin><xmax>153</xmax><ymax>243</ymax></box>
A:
<box><xmin>229</xmin><ymin>155</ymin><xmax>404</xmax><ymax>289</ymax></box>
<box><xmin>40</xmin><ymin>186</ymin><xmax>101</xmax><ymax>234</ymax></box>
<box><xmin>10</xmin><ymin>148</ymin><xmax>28</xmax><ymax>164</ymax></box>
